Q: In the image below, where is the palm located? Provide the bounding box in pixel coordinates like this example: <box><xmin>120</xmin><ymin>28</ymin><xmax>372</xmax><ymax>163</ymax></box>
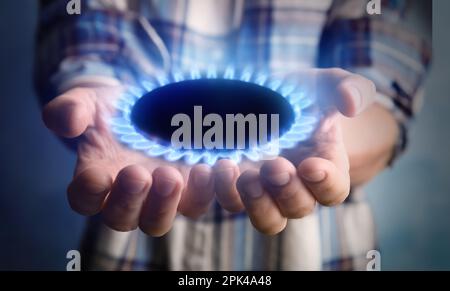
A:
<box><xmin>74</xmin><ymin>87</ymin><xmax>191</xmax><ymax>181</ymax></box>
<box><xmin>73</xmin><ymin>86</ymin><xmax>272</xmax><ymax>193</ymax></box>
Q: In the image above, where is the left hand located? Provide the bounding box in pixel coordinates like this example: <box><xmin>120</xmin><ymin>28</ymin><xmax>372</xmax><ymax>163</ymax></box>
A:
<box><xmin>213</xmin><ymin>68</ymin><xmax>376</xmax><ymax>235</ymax></box>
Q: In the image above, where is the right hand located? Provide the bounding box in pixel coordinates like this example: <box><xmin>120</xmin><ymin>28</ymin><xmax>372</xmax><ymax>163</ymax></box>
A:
<box><xmin>42</xmin><ymin>85</ymin><xmax>246</xmax><ymax>236</ymax></box>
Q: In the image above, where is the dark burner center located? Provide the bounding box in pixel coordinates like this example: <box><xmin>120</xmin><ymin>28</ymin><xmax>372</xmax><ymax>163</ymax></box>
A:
<box><xmin>131</xmin><ymin>79</ymin><xmax>295</xmax><ymax>149</ymax></box>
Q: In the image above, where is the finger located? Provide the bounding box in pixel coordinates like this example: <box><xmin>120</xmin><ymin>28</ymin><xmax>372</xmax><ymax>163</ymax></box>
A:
<box><xmin>321</xmin><ymin>68</ymin><xmax>376</xmax><ymax>117</ymax></box>
<box><xmin>102</xmin><ymin>165</ymin><xmax>152</xmax><ymax>232</ymax></box>
<box><xmin>178</xmin><ymin>164</ymin><xmax>215</xmax><ymax>218</ymax></box>
<box><xmin>139</xmin><ymin>166</ymin><xmax>183</xmax><ymax>237</ymax></box>
<box><xmin>336</xmin><ymin>73</ymin><xmax>376</xmax><ymax>117</ymax></box>
<box><xmin>42</xmin><ymin>88</ymin><xmax>96</xmax><ymax>138</ymax></box>
<box><xmin>298</xmin><ymin>157</ymin><xmax>350</xmax><ymax>206</ymax></box>
<box><xmin>260</xmin><ymin>158</ymin><xmax>316</xmax><ymax>219</ymax></box>
<box><xmin>213</xmin><ymin>159</ymin><xmax>244</xmax><ymax>213</ymax></box>
<box><xmin>237</xmin><ymin>170</ymin><xmax>287</xmax><ymax>235</ymax></box>
<box><xmin>67</xmin><ymin>167</ymin><xmax>113</xmax><ymax>216</ymax></box>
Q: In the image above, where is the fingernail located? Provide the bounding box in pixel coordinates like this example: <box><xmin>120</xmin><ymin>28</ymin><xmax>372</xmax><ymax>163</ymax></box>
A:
<box><xmin>347</xmin><ymin>85</ymin><xmax>362</xmax><ymax>113</ymax></box>
<box><xmin>245</xmin><ymin>181</ymin><xmax>264</xmax><ymax>198</ymax></box>
<box><xmin>302</xmin><ymin>171</ymin><xmax>326</xmax><ymax>183</ymax></box>
<box><xmin>194</xmin><ymin>171</ymin><xmax>212</xmax><ymax>187</ymax></box>
<box><xmin>216</xmin><ymin>168</ymin><xmax>235</xmax><ymax>182</ymax></box>
<box><xmin>155</xmin><ymin>179</ymin><xmax>177</xmax><ymax>197</ymax></box>
<box><xmin>264</xmin><ymin>172</ymin><xmax>290</xmax><ymax>187</ymax></box>
<box><xmin>121</xmin><ymin>179</ymin><xmax>147</xmax><ymax>194</ymax></box>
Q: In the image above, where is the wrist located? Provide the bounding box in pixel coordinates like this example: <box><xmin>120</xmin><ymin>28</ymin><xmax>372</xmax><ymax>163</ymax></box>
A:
<box><xmin>341</xmin><ymin>103</ymin><xmax>399</xmax><ymax>186</ymax></box>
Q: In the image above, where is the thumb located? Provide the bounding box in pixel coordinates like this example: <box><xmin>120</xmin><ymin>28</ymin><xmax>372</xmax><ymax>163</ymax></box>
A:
<box><xmin>313</xmin><ymin>68</ymin><xmax>376</xmax><ymax>118</ymax></box>
<box><xmin>42</xmin><ymin>87</ymin><xmax>96</xmax><ymax>138</ymax></box>
<box><xmin>336</xmin><ymin>73</ymin><xmax>376</xmax><ymax>117</ymax></box>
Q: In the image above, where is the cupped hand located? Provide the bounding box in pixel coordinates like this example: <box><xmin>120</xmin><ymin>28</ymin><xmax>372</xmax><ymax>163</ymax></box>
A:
<box><xmin>43</xmin><ymin>85</ymin><xmax>220</xmax><ymax>236</ymax></box>
<box><xmin>43</xmin><ymin>68</ymin><xmax>375</xmax><ymax>236</ymax></box>
<box><xmin>231</xmin><ymin>68</ymin><xmax>376</xmax><ymax>234</ymax></box>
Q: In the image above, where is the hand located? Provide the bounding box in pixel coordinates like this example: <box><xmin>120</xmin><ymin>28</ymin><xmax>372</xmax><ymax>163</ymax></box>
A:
<box><xmin>43</xmin><ymin>85</ymin><xmax>222</xmax><ymax>236</ymax></box>
<box><xmin>228</xmin><ymin>68</ymin><xmax>376</xmax><ymax>235</ymax></box>
<box><xmin>43</xmin><ymin>68</ymin><xmax>375</xmax><ymax>237</ymax></box>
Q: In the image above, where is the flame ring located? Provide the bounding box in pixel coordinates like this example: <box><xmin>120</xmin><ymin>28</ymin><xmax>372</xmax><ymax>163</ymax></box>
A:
<box><xmin>111</xmin><ymin>67</ymin><xmax>318</xmax><ymax>165</ymax></box>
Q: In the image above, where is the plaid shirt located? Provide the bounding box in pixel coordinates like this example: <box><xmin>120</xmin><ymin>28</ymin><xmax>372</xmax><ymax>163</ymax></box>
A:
<box><xmin>35</xmin><ymin>0</ymin><xmax>432</xmax><ymax>270</ymax></box>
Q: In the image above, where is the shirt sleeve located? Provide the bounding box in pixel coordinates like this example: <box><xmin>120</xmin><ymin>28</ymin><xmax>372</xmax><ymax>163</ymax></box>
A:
<box><xmin>317</xmin><ymin>0</ymin><xmax>432</xmax><ymax>164</ymax></box>
<box><xmin>34</xmin><ymin>0</ymin><xmax>166</xmax><ymax>104</ymax></box>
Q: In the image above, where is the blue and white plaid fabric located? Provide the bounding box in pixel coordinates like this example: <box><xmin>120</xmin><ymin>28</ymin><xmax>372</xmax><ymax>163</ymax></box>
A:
<box><xmin>35</xmin><ymin>0</ymin><xmax>432</xmax><ymax>270</ymax></box>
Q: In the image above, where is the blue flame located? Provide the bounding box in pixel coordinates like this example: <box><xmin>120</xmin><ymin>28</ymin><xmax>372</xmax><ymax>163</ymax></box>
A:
<box><xmin>112</xmin><ymin>67</ymin><xmax>318</xmax><ymax>166</ymax></box>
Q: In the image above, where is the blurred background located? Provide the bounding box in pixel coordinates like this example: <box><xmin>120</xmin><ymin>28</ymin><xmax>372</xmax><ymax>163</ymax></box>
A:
<box><xmin>0</xmin><ymin>0</ymin><xmax>449</xmax><ymax>270</ymax></box>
